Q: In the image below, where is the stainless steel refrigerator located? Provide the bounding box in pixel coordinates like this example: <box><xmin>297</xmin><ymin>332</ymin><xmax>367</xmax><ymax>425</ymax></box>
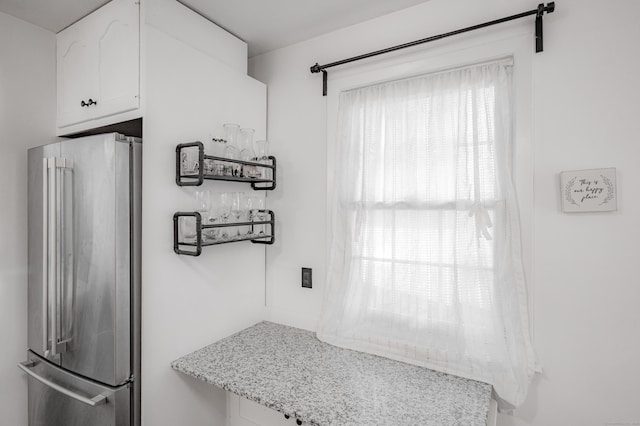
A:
<box><xmin>19</xmin><ymin>133</ymin><xmax>142</xmax><ymax>426</ymax></box>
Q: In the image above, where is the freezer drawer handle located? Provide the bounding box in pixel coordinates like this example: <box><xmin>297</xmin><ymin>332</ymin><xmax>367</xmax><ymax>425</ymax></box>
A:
<box><xmin>17</xmin><ymin>360</ymin><xmax>108</xmax><ymax>407</ymax></box>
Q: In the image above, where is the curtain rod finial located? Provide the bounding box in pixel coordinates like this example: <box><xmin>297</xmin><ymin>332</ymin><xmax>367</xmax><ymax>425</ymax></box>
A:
<box><xmin>310</xmin><ymin>63</ymin><xmax>322</xmax><ymax>74</ymax></box>
<box><xmin>539</xmin><ymin>1</ymin><xmax>555</xmax><ymax>15</ymax></box>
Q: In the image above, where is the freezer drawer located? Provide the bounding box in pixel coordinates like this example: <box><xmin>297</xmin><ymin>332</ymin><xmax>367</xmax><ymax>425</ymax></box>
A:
<box><xmin>21</xmin><ymin>351</ymin><xmax>131</xmax><ymax>426</ymax></box>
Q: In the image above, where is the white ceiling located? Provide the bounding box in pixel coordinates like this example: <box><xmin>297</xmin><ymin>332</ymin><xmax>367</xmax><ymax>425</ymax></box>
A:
<box><xmin>0</xmin><ymin>0</ymin><xmax>430</xmax><ymax>57</ymax></box>
<box><xmin>0</xmin><ymin>0</ymin><xmax>110</xmax><ymax>33</ymax></box>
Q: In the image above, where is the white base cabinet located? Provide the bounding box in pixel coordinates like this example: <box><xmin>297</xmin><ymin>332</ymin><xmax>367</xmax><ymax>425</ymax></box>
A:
<box><xmin>227</xmin><ymin>394</ymin><xmax>309</xmax><ymax>426</ymax></box>
<box><xmin>56</xmin><ymin>0</ymin><xmax>139</xmax><ymax>132</ymax></box>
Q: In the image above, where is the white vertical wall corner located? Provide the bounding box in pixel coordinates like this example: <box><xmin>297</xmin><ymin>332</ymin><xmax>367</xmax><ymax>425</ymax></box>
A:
<box><xmin>141</xmin><ymin>14</ymin><xmax>266</xmax><ymax>426</ymax></box>
<box><xmin>0</xmin><ymin>11</ymin><xmax>56</xmax><ymax>426</ymax></box>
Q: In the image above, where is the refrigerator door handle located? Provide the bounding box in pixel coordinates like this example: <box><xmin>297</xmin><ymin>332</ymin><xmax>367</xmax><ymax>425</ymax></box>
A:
<box><xmin>47</xmin><ymin>158</ymin><xmax>58</xmax><ymax>357</ymax></box>
<box><xmin>56</xmin><ymin>158</ymin><xmax>73</xmax><ymax>352</ymax></box>
<box><xmin>47</xmin><ymin>157</ymin><xmax>73</xmax><ymax>357</ymax></box>
<box><xmin>17</xmin><ymin>360</ymin><xmax>108</xmax><ymax>407</ymax></box>
<box><xmin>42</xmin><ymin>159</ymin><xmax>50</xmax><ymax>357</ymax></box>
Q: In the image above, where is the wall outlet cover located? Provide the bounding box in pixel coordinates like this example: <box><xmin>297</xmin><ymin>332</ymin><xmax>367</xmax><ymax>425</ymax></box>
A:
<box><xmin>301</xmin><ymin>267</ymin><xmax>312</xmax><ymax>288</ymax></box>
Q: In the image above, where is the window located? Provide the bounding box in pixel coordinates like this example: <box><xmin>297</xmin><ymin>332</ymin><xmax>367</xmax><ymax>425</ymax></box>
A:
<box><xmin>318</xmin><ymin>59</ymin><xmax>536</xmax><ymax>407</ymax></box>
<box><xmin>356</xmin><ymin>84</ymin><xmax>499</xmax><ymax>335</ymax></box>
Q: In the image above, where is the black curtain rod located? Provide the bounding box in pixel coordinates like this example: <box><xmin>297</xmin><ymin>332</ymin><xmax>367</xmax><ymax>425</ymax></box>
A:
<box><xmin>310</xmin><ymin>2</ymin><xmax>555</xmax><ymax>96</ymax></box>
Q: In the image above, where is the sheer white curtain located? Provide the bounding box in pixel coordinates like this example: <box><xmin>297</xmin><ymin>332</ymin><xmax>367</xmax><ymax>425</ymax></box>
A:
<box><xmin>317</xmin><ymin>59</ymin><xmax>536</xmax><ymax>407</ymax></box>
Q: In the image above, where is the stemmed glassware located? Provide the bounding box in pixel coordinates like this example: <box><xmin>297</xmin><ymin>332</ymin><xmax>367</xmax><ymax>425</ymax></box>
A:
<box><xmin>238</xmin><ymin>128</ymin><xmax>256</xmax><ymax>178</ymax></box>
<box><xmin>230</xmin><ymin>192</ymin><xmax>244</xmax><ymax>238</ymax></box>
<box><xmin>254</xmin><ymin>139</ymin><xmax>270</xmax><ymax>180</ymax></box>
<box><xmin>205</xmin><ymin>124</ymin><xmax>273</xmax><ymax>182</ymax></box>
<box><xmin>203</xmin><ymin>193</ymin><xmax>222</xmax><ymax>242</ymax></box>
<box><xmin>178</xmin><ymin>123</ymin><xmax>274</xmax><ymax>247</ymax></box>
<box><xmin>179</xmin><ymin>189</ymin><xmax>209</xmax><ymax>243</ymax></box>
<box><xmin>209</xmin><ymin>138</ymin><xmax>226</xmax><ymax>176</ymax></box>
<box><xmin>243</xmin><ymin>194</ymin><xmax>255</xmax><ymax>236</ymax></box>
<box><xmin>179</xmin><ymin>189</ymin><xmax>270</xmax><ymax>245</ymax></box>
<box><xmin>194</xmin><ymin>190</ymin><xmax>210</xmax><ymax>233</ymax></box>
<box><xmin>223</xmin><ymin>123</ymin><xmax>240</xmax><ymax>177</ymax></box>
<box><xmin>244</xmin><ymin>195</ymin><xmax>256</xmax><ymax>237</ymax></box>
<box><xmin>219</xmin><ymin>192</ymin><xmax>232</xmax><ymax>239</ymax></box>
<box><xmin>251</xmin><ymin>196</ymin><xmax>267</xmax><ymax>236</ymax></box>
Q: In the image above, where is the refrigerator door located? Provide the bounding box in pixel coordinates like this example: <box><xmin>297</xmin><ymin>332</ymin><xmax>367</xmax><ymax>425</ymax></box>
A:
<box><xmin>56</xmin><ymin>133</ymin><xmax>136</xmax><ymax>386</ymax></box>
<box><xmin>23</xmin><ymin>351</ymin><xmax>131</xmax><ymax>426</ymax></box>
<box><xmin>28</xmin><ymin>142</ymin><xmax>62</xmax><ymax>364</ymax></box>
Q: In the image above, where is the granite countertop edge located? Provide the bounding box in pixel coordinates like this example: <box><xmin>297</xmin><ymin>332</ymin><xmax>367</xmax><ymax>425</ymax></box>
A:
<box><xmin>170</xmin><ymin>321</ymin><xmax>492</xmax><ymax>426</ymax></box>
<box><xmin>171</xmin><ymin>349</ymin><xmax>319</xmax><ymax>424</ymax></box>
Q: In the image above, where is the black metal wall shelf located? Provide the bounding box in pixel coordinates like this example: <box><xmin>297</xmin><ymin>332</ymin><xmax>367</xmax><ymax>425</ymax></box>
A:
<box><xmin>176</xmin><ymin>141</ymin><xmax>276</xmax><ymax>190</ymax></box>
<box><xmin>173</xmin><ymin>210</ymin><xmax>275</xmax><ymax>256</ymax></box>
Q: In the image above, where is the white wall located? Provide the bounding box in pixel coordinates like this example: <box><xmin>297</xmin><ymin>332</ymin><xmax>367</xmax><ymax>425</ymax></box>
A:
<box><xmin>141</xmin><ymin>22</ymin><xmax>267</xmax><ymax>426</ymax></box>
<box><xmin>249</xmin><ymin>0</ymin><xmax>640</xmax><ymax>424</ymax></box>
<box><xmin>0</xmin><ymin>11</ymin><xmax>56</xmax><ymax>426</ymax></box>
<box><xmin>144</xmin><ymin>0</ymin><xmax>248</xmax><ymax>74</ymax></box>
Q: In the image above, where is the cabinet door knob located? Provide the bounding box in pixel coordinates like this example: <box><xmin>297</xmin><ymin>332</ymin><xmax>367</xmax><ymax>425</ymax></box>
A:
<box><xmin>80</xmin><ymin>99</ymin><xmax>98</xmax><ymax>107</ymax></box>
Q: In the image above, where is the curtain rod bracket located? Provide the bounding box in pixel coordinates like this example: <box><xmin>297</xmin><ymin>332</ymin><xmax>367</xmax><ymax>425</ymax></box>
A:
<box><xmin>311</xmin><ymin>64</ymin><xmax>328</xmax><ymax>96</ymax></box>
<box><xmin>322</xmin><ymin>70</ymin><xmax>328</xmax><ymax>96</ymax></box>
<box><xmin>309</xmin><ymin>2</ymin><xmax>556</xmax><ymax>96</ymax></box>
<box><xmin>535</xmin><ymin>2</ymin><xmax>555</xmax><ymax>52</ymax></box>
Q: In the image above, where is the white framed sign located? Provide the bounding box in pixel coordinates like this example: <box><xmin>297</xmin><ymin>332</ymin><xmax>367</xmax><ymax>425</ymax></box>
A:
<box><xmin>560</xmin><ymin>168</ymin><xmax>617</xmax><ymax>213</ymax></box>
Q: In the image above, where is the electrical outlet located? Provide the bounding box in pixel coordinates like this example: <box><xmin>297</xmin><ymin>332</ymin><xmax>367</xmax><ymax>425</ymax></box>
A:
<box><xmin>301</xmin><ymin>267</ymin><xmax>312</xmax><ymax>288</ymax></box>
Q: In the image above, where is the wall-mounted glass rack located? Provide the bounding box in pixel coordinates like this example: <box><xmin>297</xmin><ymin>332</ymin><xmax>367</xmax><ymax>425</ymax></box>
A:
<box><xmin>176</xmin><ymin>141</ymin><xmax>276</xmax><ymax>190</ymax></box>
<box><xmin>173</xmin><ymin>210</ymin><xmax>275</xmax><ymax>256</ymax></box>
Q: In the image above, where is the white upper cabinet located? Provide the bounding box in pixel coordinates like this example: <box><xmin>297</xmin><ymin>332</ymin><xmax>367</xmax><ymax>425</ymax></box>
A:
<box><xmin>57</xmin><ymin>0</ymin><xmax>139</xmax><ymax>130</ymax></box>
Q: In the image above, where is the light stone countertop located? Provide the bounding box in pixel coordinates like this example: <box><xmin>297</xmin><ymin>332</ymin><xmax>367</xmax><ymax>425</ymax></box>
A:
<box><xmin>171</xmin><ymin>321</ymin><xmax>492</xmax><ymax>426</ymax></box>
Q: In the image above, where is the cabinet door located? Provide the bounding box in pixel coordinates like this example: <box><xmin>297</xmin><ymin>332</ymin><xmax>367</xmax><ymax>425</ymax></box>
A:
<box><xmin>228</xmin><ymin>394</ymin><xmax>308</xmax><ymax>426</ymax></box>
<box><xmin>92</xmin><ymin>0</ymin><xmax>140</xmax><ymax>121</ymax></box>
<box><xmin>56</xmin><ymin>0</ymin><xmax>139</xmax><ymax>130</ymax></box>
<box><xmin>57</xmin><ymin>22</ymin><xmax>94</xmax><ymax>128</ymax></box>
